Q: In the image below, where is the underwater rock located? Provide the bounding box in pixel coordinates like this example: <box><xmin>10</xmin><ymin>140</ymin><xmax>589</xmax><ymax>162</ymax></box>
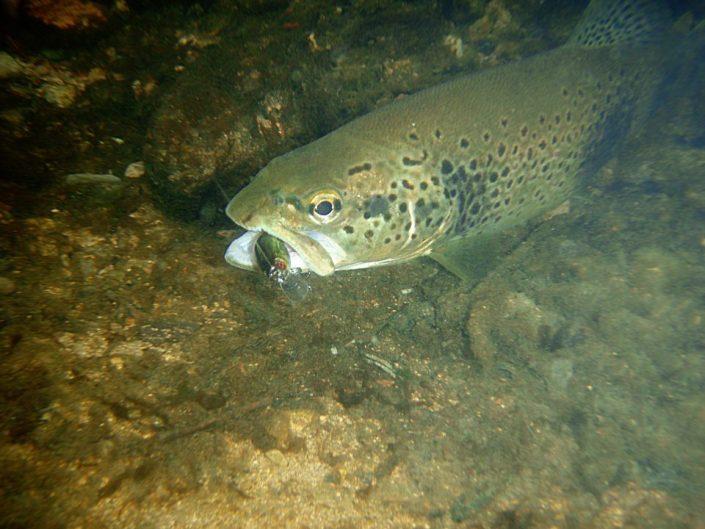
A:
<box><xmin>548</xmin><ymin>358</ymin><xmax>574</xmax><ymax>391</ymax></box>
<box><xmin>56</xmin><ymin>330</ymin><xmax>110</xmax><ymax>358</ymax></box>
<box><xmin>589</xmin><ymin>484</ymin><xmax>684</xmax><ymax>529</ymax></box>
<box><xmin>387</xmin><ymin>300</ymin><xmax>438</xmax><ymax>348</ymax></box>
<box><xmin>23</xmin><ymin>217</ymin><xmax>61</xmax><ymax>258</ymax></box>
<box><xmin>466</xmin><ymin>288</ymin><xmax>564</xmax><ymax>367</ymax></box>
<box><xmin>628</xmin><ymin>246</ymin><xmax>687</xmax><ymax>294</ymax></box>
<box><xmin>0</xmin><ymin>52</ymin><xmax>23</xmax><ymax>79</ymax></box>
<box><xmin>265</xmin><ymin>408</ymin><xmax>314</xmax><ymax>452</ymax></box>
<box><xmin>0</xmin><ymin>276</ymin><xmax>16</xmax><ymax>294</ymax></box>
<box><xmin>42</xmin><ymin>83</ymin><xmax>80</xmax><ymax>108</ymax></box>
<box><xmin>25</xmin><ymin>0</ymin><xmax>107</xmax><ymax>30</ymax></box>
<box><xmin>2</xmin><ymin>58</ymin><xmax>107</xmax><ymax>108</ymax></box>
<box><xmin>123</xmin><ymin>161</ymin><xmax>145</xmax><ymax>179</ymax></box>
<box><xmin>65</xmin><ymin>173</ymin><xmax>122</xmax><ymax>185</ymax></box>
<box><xmin>145</xmin><ymin>56</ymin><xmax>308</xmax><ymax>214</ymax></box>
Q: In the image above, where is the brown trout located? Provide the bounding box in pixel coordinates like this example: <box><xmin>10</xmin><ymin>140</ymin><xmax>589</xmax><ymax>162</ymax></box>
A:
<box><xmin>225</xmin><ymin>0</ymin><xmax>670</xmax><ymax>278</ymax></box>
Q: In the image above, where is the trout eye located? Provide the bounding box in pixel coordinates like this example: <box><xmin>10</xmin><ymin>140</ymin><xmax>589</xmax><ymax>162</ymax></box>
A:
<box><xmin>308</xmin><ymin>191</ymin><xmax>342</xmax><ymax>224</ymax></box>
<box><xmin>315</xmin><ymin>200</ymin><xmax>333</xmax><ymax>216</ymax></box>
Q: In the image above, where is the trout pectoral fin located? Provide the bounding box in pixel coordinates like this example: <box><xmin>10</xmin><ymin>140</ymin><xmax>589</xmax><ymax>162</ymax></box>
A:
<box><xmin>429</xmin><ymin>227</ymin><xmax>528</xmax><ymax>285</ymax></box>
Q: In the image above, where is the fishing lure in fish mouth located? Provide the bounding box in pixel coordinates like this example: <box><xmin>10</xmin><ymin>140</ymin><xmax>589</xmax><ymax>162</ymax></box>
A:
<box><xmin>225</xmin><ymin>229</ymin><xmax>326</xmax><ymax>274</ymax></box>
<box><xmin>228</xmin><ymin>232</ymin><xmax>312</xmax><ymax>301</ymax></box>
<box><xmin>254</xmin><ymin>233</ymin><xmax>290</xmax><ymax>276</ymax></box>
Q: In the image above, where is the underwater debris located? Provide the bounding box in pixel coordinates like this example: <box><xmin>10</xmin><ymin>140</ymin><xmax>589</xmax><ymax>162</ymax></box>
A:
<box><xmin>65</xmin><ymin>173</ymin><xmax>122</xmax><ymax>185</ymax></box>
<box><xmin>363</xmin><ymin>352</ymin><xmax>398</xmax><ymax>379</ymax></box>
<box><xmin>124</xmin><ymin>161</ymin><xmax>145</xmax><ymax>179</ymax></box>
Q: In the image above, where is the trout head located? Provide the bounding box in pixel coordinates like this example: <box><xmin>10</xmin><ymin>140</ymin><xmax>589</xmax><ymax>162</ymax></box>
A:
<box><xmin>225</xmin><ymin>129</ymin><xmax>453</xmax><ymax>276</ymax></box>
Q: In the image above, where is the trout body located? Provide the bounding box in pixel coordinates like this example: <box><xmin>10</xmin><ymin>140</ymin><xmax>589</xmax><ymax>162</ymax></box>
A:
<box><xmin>225</xmin><ymin>0</ymin><xmax>669</xmax><ymax>277</ymax></box>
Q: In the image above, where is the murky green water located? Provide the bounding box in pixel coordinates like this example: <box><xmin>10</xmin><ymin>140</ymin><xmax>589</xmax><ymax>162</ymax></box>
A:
<box><xmin>1</xmin><ymin>1</ymin><xmax>704</xmax><ymax>528</ymax></box>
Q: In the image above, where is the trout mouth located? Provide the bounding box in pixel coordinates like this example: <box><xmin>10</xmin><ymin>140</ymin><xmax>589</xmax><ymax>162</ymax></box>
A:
<box><xmin>224</xmin><ymin>188</ymin><xmax>342</xmax><ymax>276</ymax></box>
<box><xmin>225</xmin><ymin>231</ymin><xmax>304</xmax><ymax>272</ymax></box>
<box><xmin>225</xmin><ymin>227</ymin><xmax>341</xmax><ymax>276</ymax></box>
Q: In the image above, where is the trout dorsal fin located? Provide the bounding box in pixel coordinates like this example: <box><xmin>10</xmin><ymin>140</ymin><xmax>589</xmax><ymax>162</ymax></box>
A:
<box><xmin>567</xmin><ymin>0</ymin><xmax>670</xmax><ymax>48</ymax></box>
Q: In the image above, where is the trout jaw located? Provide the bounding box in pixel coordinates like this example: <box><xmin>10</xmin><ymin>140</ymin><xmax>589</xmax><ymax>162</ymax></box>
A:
<box><xmin>225</xmin><ymin>228</ymin><xmax>340</xmax><ymax>276</ymax></box>
<box><xmin>224</xmin><ymin>230</ymin><xmax>259</xmax><ymax>271</ymax></box>
<box><xmin>225</xmin><ymin>230</ymin><xmax>312</xmax><ymax>272</ymax></box>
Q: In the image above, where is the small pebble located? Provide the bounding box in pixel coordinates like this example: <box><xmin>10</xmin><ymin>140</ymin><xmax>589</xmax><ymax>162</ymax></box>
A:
<box><xmin>0</xmin><ymin>276</ymin><xmax>16</xmax><ymax>294</ymax></box>
<box><xmin>265</xmin><ymin>449</ymin><xmax>286</xmax><ymax>465</ymax></box>
<box><xmin>124</xmin><ymin>161</ymin><xmax>145</xmax><ymax>179</ymax></box>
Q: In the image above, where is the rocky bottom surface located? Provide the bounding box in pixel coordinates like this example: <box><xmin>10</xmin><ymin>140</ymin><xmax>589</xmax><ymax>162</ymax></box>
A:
<box><xmin>1</xmin><ymin>127</ymin><xmax>705</xmax><ymax>529</ymax></box>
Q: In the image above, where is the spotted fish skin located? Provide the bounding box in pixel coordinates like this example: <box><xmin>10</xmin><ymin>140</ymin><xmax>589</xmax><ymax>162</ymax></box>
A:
<box><xmin>225</xmin><ymin>0</ymin><xmax>669</xmax><ymax>276</ymax></box>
